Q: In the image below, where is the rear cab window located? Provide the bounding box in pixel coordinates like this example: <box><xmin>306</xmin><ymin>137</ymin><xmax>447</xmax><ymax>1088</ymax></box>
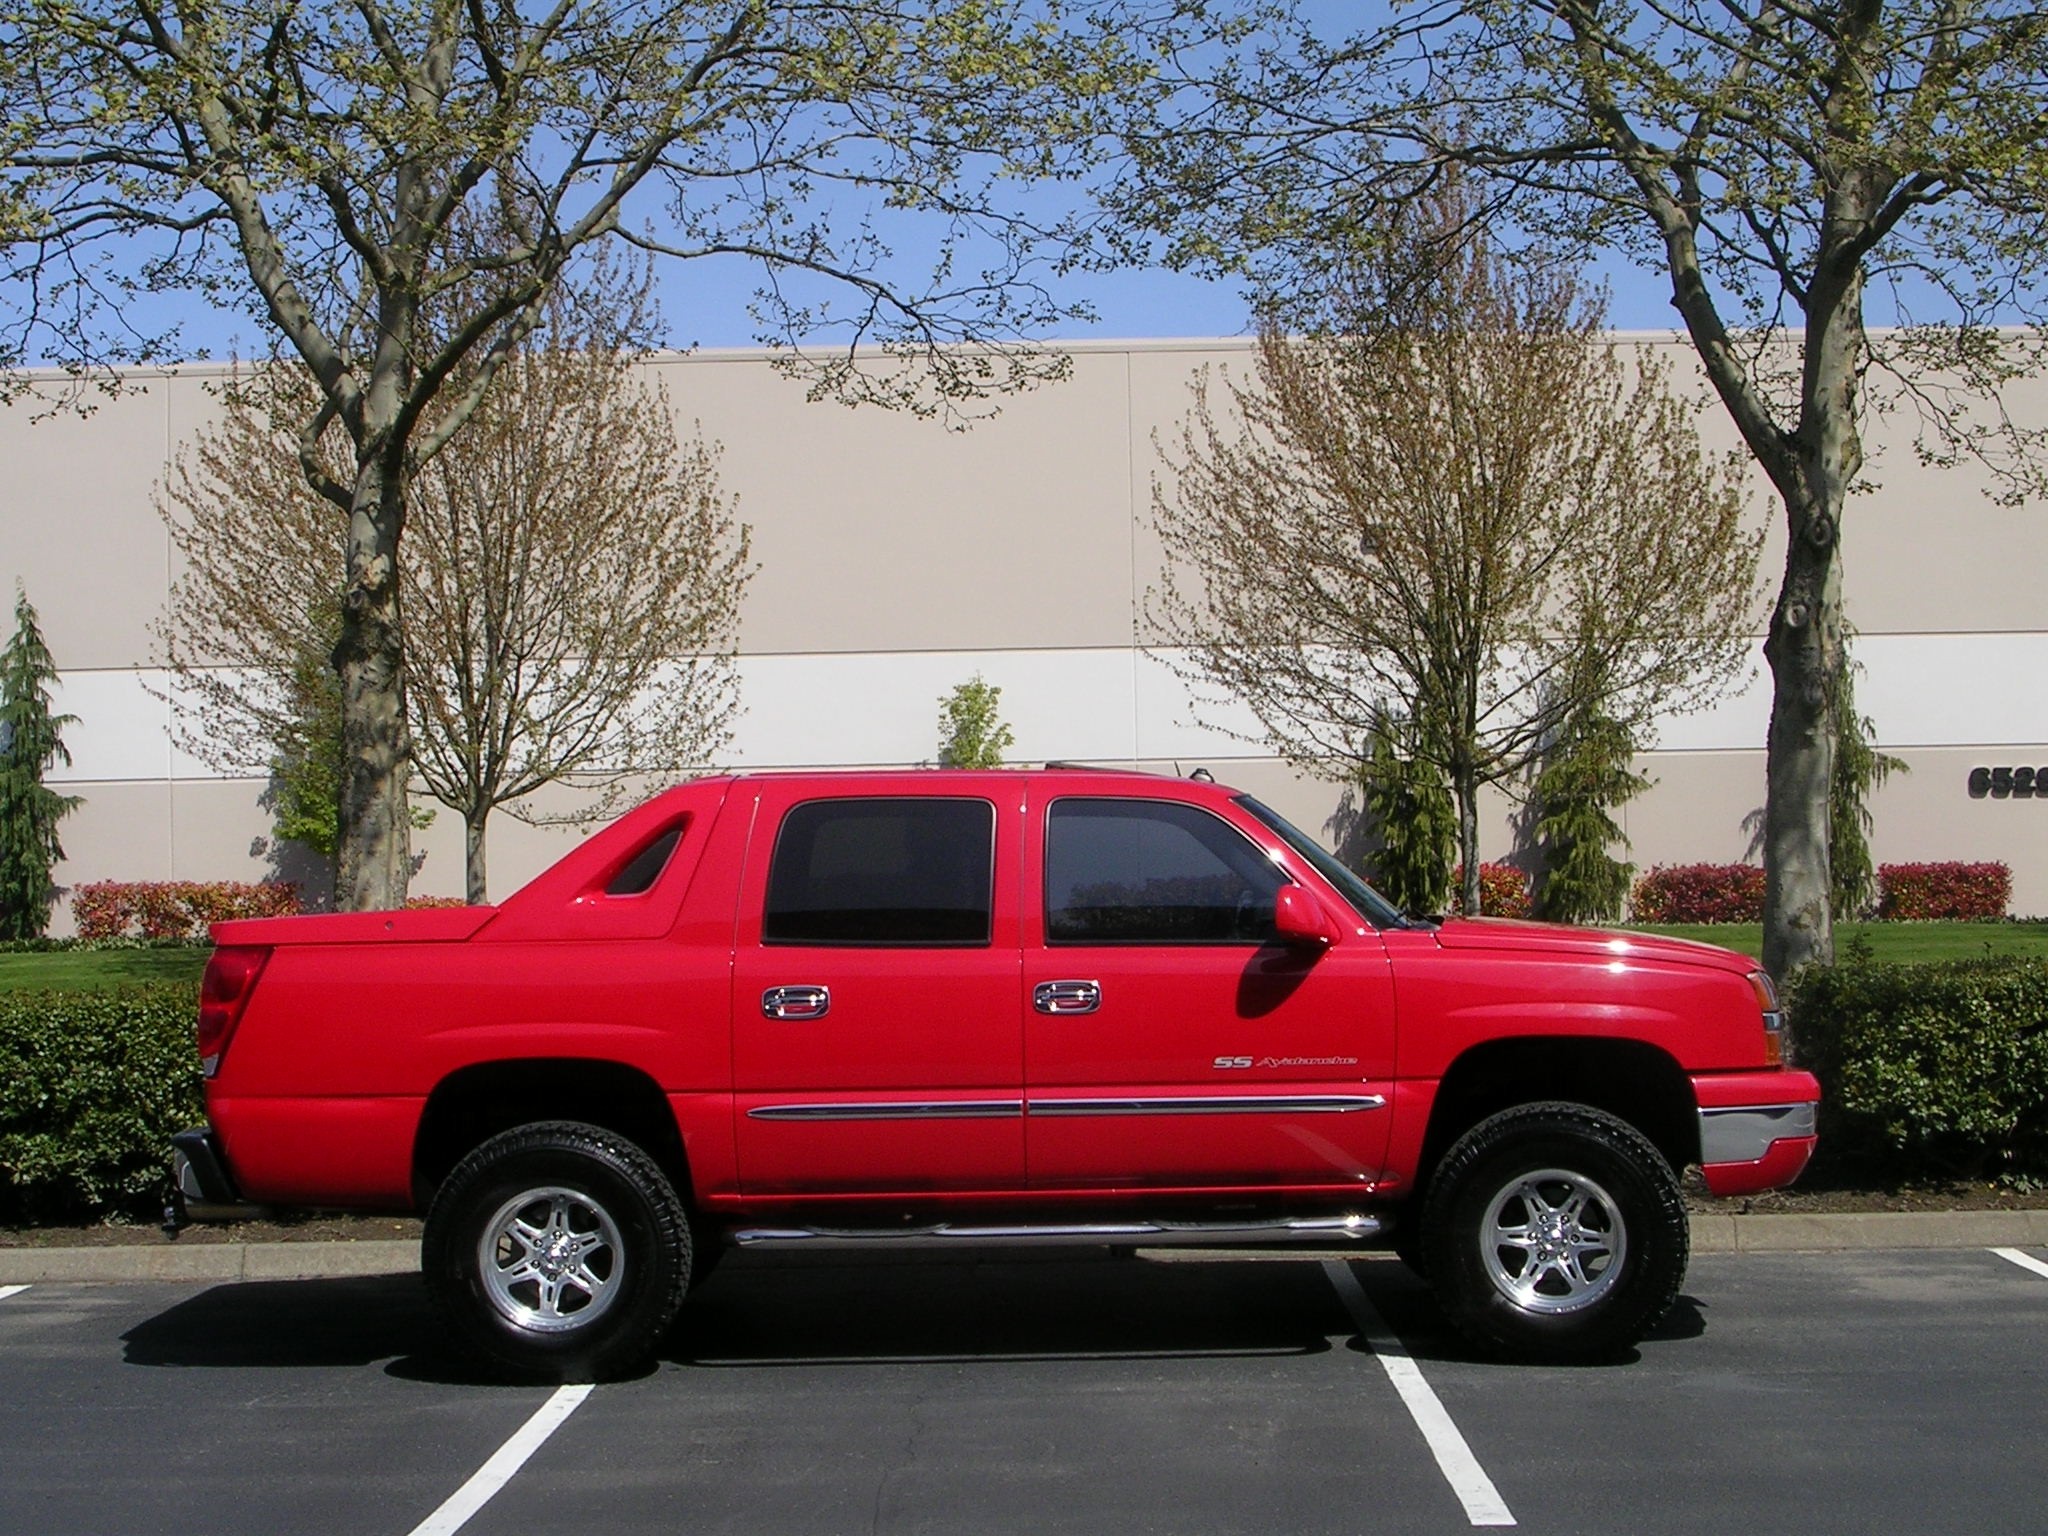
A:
<box><xmin>764</xmin><ymin>797</ymin><xmax>996</xmax><ymax>946</ymax></box>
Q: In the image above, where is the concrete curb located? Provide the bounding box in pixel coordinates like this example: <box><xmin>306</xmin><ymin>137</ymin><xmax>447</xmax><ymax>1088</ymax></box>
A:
<box><xmin>3</xmin><ymin>1211</ymin><xmax>2047</xmax><ymax>1284</ymax></box>
<box><xmin>1687</xmin><ymin>1209</ymin><xmax>2048</xmax><ymax>1254</ymax></box>
<box><xmin>0</xmin><ymin>1240</ymin><xmax>420</xmax><ymax>1284</ymax></box>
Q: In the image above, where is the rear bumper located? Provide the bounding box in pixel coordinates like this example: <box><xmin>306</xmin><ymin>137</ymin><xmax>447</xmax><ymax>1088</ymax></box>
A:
<box><xmin>1693</xmin><ymin>1071</ymin><xmax>1822</xmax><ymax>1196</ymax></box>
<box><xmin>168</xmin><ymin>1128</ymin><xmax>271</xmax><ymax>1225</ymax></box>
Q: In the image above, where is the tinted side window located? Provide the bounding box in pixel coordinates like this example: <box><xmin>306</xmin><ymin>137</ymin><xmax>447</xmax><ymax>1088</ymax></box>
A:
<box><xmin>1045</xmin><ymin>799</ymin><xmax>1286</xmax><ymax>944</ymax></box>
<box><xmin>765</xmin><ymin>798</ymin><xmax>995</xmax><ymax>946</ymax></box>
<box><xmin>606</xmin><ymin>824</ymin><xmax>684</xmax><ymax>897</ymax></box>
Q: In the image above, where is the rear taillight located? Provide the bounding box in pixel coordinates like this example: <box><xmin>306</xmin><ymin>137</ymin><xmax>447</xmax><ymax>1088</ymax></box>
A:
<box><xmin>198</xmin><ymin>946</ymin><xmax>269</xmax><ymax>1078</ymax></box>
<box><xmin>1748</xmin><ymin>970</ymin><xmax>1785</xmax><ymax>1065</ymax></box>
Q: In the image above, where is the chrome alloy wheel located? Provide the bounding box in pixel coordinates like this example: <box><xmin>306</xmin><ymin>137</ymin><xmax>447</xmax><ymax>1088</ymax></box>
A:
<box><xmin>1479</xmin><ymin>1167</ymin><xmax>1627</xmax><ymax>1314</ymax></box>
<box><xmin>479</xmin><ymin>1186</ymin><xmax>626</xmax><ymax>1333</ymax></box>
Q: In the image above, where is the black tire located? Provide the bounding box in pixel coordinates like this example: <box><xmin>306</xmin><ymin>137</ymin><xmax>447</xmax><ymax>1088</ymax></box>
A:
<box><xmin>1420</xmin><ymin>1102</ymin><xmax>1687</xmax><ymax>1364</ymax></box>
<box><xmin>423</xmin><ymin>1120</ymin><xmax>691</xmax><ymax>1382</ymax></box>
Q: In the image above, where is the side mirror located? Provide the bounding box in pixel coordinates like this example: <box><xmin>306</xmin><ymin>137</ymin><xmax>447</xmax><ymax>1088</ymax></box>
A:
<box><xmin>1273</xmin><ymin>886</ymin><xmax>1339</xmax><ymax>948</ymax></box>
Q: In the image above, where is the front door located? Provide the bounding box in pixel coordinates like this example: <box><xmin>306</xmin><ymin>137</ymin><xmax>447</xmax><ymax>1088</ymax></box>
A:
<box><xmin>1022</xmin><ymin>793</ymin><xmax>1395</xmax><ymax>1192</ymax></box>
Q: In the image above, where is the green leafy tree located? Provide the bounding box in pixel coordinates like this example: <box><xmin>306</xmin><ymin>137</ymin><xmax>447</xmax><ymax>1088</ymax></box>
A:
<box><xmin>1113</xmin><ymin>0</ymin><xmax>2048</xmax><ymax>981</ymax></box>
<box><xmin>937</xmin><ymin>675</ymin><xmax>1015</xmax><ymax>769</ymax></box>
<box><xmin>155</xmin><ymin>256</ymin><xmax>751</xmax><ymax>905</ymax></box>
<box><xmin>1360</xmin><ymin>711</ymin><xmax>1455</xmax><ymax>917</ymax></box>
<box><xmin>0</xmin><ymin>590</ymin><xmax>80</xmax><ymax>939</ymax></box>
<box><xmin>1148</xmin><ymin>181</ymin><xmax>1758</xmax><ymax>914</ymax></box>
<box><xmin>1532</xmin><ymin>708</ymin><xmax>1651</xmax><ymax>926</ymax></box>
<box><xmin>5</xmin><ymin>0</ymin><xmax>1132</xmax><ymax>909</ymax></box>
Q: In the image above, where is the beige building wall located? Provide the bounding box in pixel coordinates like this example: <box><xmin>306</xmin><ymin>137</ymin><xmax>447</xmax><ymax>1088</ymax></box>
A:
<box><xmin>3</xmin><ymin>337</ymin><xmax>2045</xmax><ymax>929</ymax></box>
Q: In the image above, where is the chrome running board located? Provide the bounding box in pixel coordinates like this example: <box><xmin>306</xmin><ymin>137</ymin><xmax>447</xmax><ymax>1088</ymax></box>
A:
<box><xmin>727</xmin><ymin>1212</ymin><xmax>1383</xmax><ymax>1251</ymax></box>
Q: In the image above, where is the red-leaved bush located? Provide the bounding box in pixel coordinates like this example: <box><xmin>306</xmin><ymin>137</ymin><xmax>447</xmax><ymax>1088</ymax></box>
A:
<box><xmin>1454</xmin><ymin>863</ymin><xmax>1532</xmax><ymax>919</ymax></box>
<box><xmin>1875</xmin><ymin>862</ymin><xmax>2011</xmax><ymax>921</ymax></box>
<box><xmin>1629</xmin><ymin>864</ymin><xmax>1767</xmax><ymax>924</ymax></box>
<box><xmin>71</xmin><ymin>881</ymin><xmax>301</xmax><ymax>941</ymax></box>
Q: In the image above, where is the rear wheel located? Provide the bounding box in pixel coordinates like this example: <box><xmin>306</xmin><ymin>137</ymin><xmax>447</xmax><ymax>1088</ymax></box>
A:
<box><xmin>1421</xmin><ymin>1102</ymin><xmax>1687</xmax><ymax>1363</ymax></box>
<box><xmin>423</xmin><ymin>1121</ymin><xmax>690</xmax><ymax>1382</ymax></box>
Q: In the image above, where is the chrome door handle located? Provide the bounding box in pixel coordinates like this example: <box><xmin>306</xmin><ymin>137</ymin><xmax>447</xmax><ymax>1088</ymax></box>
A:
<box><xmin>1033</xmin><ymin>980</ymin><xmax>1101</xmax><ymax>1015</ymax></box>
<box><xmin>763</xmin><ymin>985</ymin><xmax>831</xmax><ymax>1020</ymax></box>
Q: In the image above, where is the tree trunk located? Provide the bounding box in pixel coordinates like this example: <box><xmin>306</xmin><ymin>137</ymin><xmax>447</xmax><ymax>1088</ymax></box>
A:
<box><xmin>1759</xmin><ymin>482</ymin><xmax>1845</xmax><ymax>988</ymax></box>
<box><xmin>1456</xmin><ymin>773</ymin><xmax>1481</xmax><ymax>916</ymax></box>
<box><xmin>465</xmin><ymin>809</ymin><xmax>489</xmax><ymax>906</ymax></box>
<box><xmin>332</xmin><ymin>459</ymin><xmax>413</xmax><ymax>911</ymax></box>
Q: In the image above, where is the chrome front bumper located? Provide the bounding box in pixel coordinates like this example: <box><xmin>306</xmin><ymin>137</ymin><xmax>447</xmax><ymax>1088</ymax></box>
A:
<box><xmin>1699</xmin><ymin>1101</ymin><xmax>1819</xmax><ymax>1165</ymax></box>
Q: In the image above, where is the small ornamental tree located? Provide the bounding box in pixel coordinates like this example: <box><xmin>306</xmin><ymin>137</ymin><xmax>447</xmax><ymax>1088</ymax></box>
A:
<box><xmin>1830</xmin><ymin>651</ymin><xmax>1907</xmax><ymax>921</ymax></box>
<box><xmin>937</xmin><ymin>675</ymin><xmax>1015</xmax><ymax>769</ymax></box>
<box><xmin>1149</xmin><ymin>179</ymin><xmax>1758</xmax><ymax>916</ymax></box>
<box><xmin>0</xmin><ymin>589</ymin><xmax>81</xmax><ymax>939</ymax></box>
<box><xmin>1533</xmin><ymin>705</ymin><xmax>1651</xmax><ymax>926</ymax></box>
<box><xmin>1359</xmin><ymin>711</ymin><xmax>1456</xmax><ymax>916</ymax></box>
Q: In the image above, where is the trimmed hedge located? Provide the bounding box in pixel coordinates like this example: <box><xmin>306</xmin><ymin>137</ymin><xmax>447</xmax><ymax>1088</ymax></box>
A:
<box><xmin>71</xmin><ymin>880</ymin><xmax>301</xmax><ymax>942</ymax></box>
<box><xmin>1792</xmin><ymin>956</ymin><xmax>2048</xmax><ymax>1185</ymax></box>
<box><xmin>1630</xmin><ymin>863</ymin><xmax>1766</xmax><ymax>924</ymax></box>
<box><xmin>1876</xmin><ymin>862</ymin><xmax>2012</xmax><ymax>921</ymax></box>
<box><xmin>0</xmin><ymin>984</ymin><xmax>203</xmax><ymax>1223</ymax></box>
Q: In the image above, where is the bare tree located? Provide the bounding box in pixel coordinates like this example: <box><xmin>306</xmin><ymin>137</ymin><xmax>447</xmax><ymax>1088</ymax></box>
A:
<box><xmin>156</xmin><ymin>262</ymin><xmax>751</xmax><ymax>903</ymax></box>
<box><xmin>1110</xmin><ymin>0</ymin><xmax>2048</xmax><ymax>980</ymax></box>
<box><xmin>5</xmin><ymin>0</ymin><xmax>1124</xmax><ymax>906</ymax></box>
<box><xmin>1149</xmin><ymin>196</ymin><xmax>1759</xmax><ymax>915</ymax></box>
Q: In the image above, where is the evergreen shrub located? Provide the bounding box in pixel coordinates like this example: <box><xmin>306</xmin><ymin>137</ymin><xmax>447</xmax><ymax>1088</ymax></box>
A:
<box><xmin>0</xmin><ymin>983</ymin><xmax>202</xmax><ymax>1223</ymax></box>
<box><xmin>1792</xmin><ymin>957</ymin><xmax>2048</xmax><ymax>1184</ymax></box>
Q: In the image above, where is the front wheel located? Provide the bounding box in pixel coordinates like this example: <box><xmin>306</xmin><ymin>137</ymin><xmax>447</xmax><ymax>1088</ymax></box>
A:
<box><xmin>423</xmin><ymin>1121</ymin><xmax>691</xmax><ymax>1382</ymax></box>
<box><xmin>1420</xmin><ymin>1102</ymin><xmax>1687</xmax><ymax>1363</ymax></box>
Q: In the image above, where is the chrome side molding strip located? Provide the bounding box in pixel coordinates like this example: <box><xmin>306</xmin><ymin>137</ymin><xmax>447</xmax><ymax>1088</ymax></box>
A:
<box><xmin>747</xmin><ymin>1100</ymin><xmax>1024</xmax><ymax>1122</ymax></box>
<box><xmin>1028</xmin><ymin>1095</ymin><xmax>1387</xmax><ymax>1117</ymax></box>
<box><xmin>746</xmin><ymin>1094</ymin><xmax>1387</xmax><ymax>1122</ymax></box>
<box><xmin>729</xmin><ymin>1212</ymin><xmax>1384</xmax><ymax>1250</ymax></box>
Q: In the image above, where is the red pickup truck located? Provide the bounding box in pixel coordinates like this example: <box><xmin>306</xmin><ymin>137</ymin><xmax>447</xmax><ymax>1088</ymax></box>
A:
<box><xmin>172</xmin><ymin>767</ymin><xmax>1817</xmax><ymax>1380</ymax></box>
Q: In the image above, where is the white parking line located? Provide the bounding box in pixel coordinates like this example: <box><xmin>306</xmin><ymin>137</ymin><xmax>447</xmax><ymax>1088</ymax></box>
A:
<box><xmin>1992</xmin><ymin>1247</ymin><xmax>2048</xmax><ymax>1282</ymax></box>
<box><xmin>1322</xmin><ymin>1261</ymin><xmax>1516</xmax><ymax>1528</ymax></box>
<box><xmin>0</xmin><ymin>1285</ymin><xmax>27</xmax><ymax>1302</ymax></box>
<box><xmin>405</xmin><ymin>1384</ymin><xmax>593</xmax><ymax>1536</ymax></box>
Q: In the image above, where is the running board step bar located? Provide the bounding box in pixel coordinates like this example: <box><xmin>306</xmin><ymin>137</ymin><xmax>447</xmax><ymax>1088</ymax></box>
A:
<box><xmin>727</xmin><ymin>1213</ymin><xmax>1384</xmax><ymax>1251</ymax></box>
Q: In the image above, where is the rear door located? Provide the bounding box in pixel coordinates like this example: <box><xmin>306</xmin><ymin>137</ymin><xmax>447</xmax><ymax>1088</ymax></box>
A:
<box><xmin>1021</xmin><ymin>791</ymin><xmax>1395</xmax><ymax>1192</ymax></box>
<box><xmin>730</xmin><ymin>783</ymin><xmax>1025</xmax><ymax>1196</ymax></box>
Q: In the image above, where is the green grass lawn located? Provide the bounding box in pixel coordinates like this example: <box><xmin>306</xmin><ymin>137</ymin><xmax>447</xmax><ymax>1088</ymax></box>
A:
<box><xmin>0</xmin><ymin>947</ymin><xmax>210</xmax><ymax>992</ymax></box>
<box><xmin>1621</xmin><ymin>921</ymin><xmax>2048</xmax><ymax>965</ymax></box>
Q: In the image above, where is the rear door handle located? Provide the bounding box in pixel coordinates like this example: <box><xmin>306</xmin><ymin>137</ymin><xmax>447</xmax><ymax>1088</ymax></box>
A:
<box><xmin>763</xmin><ymin>985</ymin><xmax>831</xmax><ymax>1020</ymax></box>
<box><xmin>1033</xmin><ymin>980</ymin><xmax>1101</xmax><ymax>1015</ymax></box>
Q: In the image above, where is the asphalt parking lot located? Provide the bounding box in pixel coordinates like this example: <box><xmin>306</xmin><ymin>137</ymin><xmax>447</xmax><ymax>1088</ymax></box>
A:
<box><xmin>4</xmin><ymin>1246</ymin><xmax>2046</xmax><ymax>1536</ymax></box>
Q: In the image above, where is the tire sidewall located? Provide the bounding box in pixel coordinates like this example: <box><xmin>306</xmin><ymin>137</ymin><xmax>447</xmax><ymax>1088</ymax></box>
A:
<box><xmin>424</xmin><ymin>1123</ymin><xmax>689</xmax><ymax>1382</ymax></box>
<box><xmin>1424</xmin><ymin>1105</ymin><xmax>1686</xmax><ymax>1362</ymax></box>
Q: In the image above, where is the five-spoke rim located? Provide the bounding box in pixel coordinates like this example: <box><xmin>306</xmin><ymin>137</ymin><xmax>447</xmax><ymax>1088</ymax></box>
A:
<box><xmin>479</xmin><ymin>1186</ymin><xmax>625</xmax><ymax>1334</ymax></box>
<box><xmin>1479</xmin><ymin>1167</ymin><xmax>1627</xmax><ymax>1314</ymax></box>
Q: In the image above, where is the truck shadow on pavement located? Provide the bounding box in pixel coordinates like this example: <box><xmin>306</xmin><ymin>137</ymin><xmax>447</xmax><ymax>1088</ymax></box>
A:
<box><xmin>114</xmin><ymin>1255</ymin><xmax>1708</xmax><ymax>1380</ymax></box>
<box><xmin>671</xmin><ymin>1253</ymin><xmax>1370</xmax><ymax>1370</ymax></box>
<box><xmin>120</xmin><ymin>1273</ymin><xmax>441</xmax><ymax>1372</ymax></box>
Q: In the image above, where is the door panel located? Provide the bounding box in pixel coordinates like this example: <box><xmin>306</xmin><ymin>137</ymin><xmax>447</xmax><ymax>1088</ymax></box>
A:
<box><xmin>730</xmin><ymin>785</ymin><xmax>1025</xmax><ymax>1196</ymax></box>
